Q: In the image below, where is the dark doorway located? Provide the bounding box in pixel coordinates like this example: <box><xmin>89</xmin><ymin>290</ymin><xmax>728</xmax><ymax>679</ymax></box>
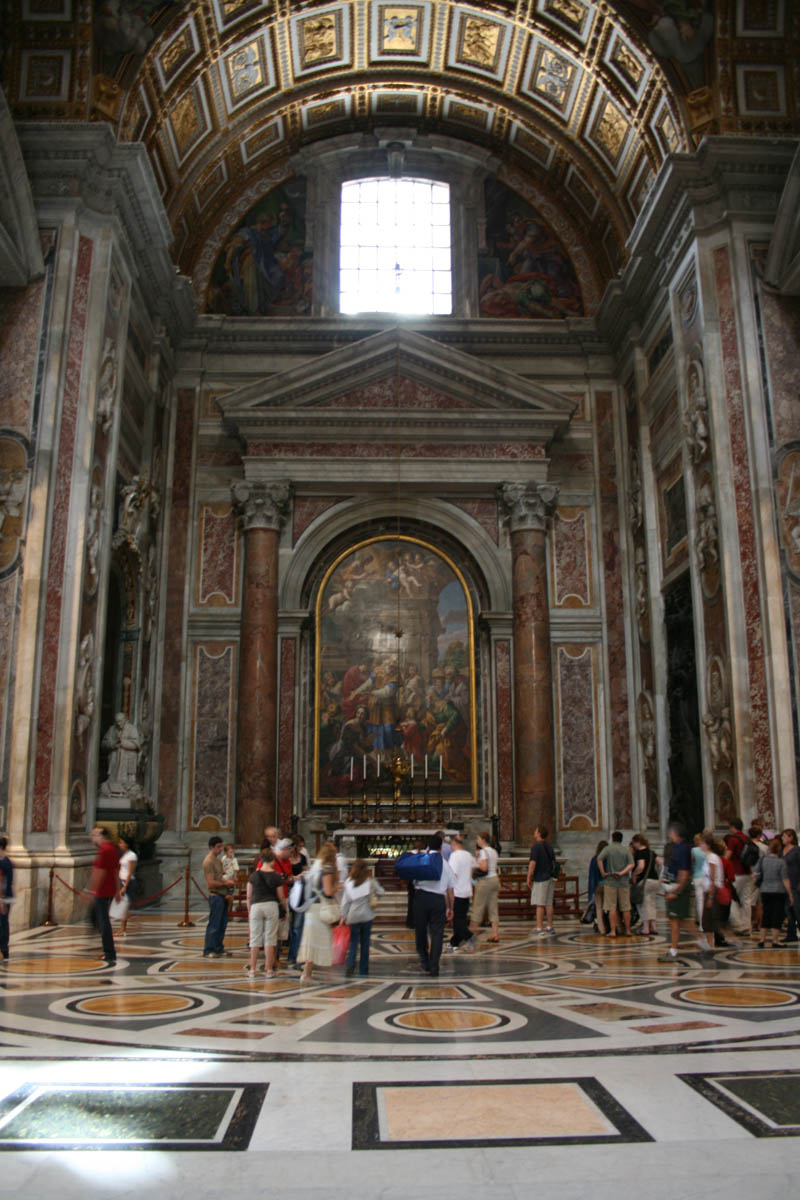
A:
<box><xmin>664</xmin><ymin>572</ymin><xmax>704</xmax><ymax>837</ymax></box>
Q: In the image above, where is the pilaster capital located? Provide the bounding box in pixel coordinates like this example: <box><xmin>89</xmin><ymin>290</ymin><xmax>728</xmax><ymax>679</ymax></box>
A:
<box><xmin>499</xmin><ymin>482</ymin><xmax>559</xmax><ymax>534</ymax></box>
<box><xmin>232</xmin><ymin>480</ymin><xmax>291</xmax><ymax>532</ymax></box>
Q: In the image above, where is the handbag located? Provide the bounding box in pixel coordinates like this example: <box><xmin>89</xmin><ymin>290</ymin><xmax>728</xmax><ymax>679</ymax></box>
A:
<box><xmin>369</xmin><ymin>881</ymin><xmax>380</xmax><ymax>911</ymax></box>
<box><xmin>318</xmin><ymin>893</ymin><xmax>340</xmax><ymax>925</ymax></box>
<box><xmin>331</xmin><ymin>923</ymin><xmax>351</xmax><ymax>965</ymax></box>
<box><xmin>109</xmin><ymin>895</ymin><xmax>129</xmax><ymax>921</ymax></box>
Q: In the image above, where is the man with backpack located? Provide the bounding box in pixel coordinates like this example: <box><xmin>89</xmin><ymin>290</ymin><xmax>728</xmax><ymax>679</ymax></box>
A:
<box><xmin>526</xmin><ymin>825</ymin><xmax>559</xmax><ymax>937</ymax></box>
<box><xmin>726</xmin><ymin>818</ymin><xmax>757</xmax><ymax>934</ymax></box>
<box><xmin>409</xmin><ymin>834</ymin><xmax>455</xmax><ymax>977</ymax></box>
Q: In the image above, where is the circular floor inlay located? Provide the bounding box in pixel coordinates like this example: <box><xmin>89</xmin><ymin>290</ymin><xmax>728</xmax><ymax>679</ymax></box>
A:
<box><xmin>6</xmin><ymin>955</ymin><xmax>114</xmax><ymax>975</ymax></box>
<box><xmin>395</xmin><ymin>1008</ymin><xmax>499</xmax><ymax>1031</ymax></box>
<box><xmin>76</xmin><ymin>993</ymin><xmax>195</xmax><ymax>1016</ymax></box>
<box><xmin>679</xmin><ymin>985</ymin><xmax>796</xmax><ymax>1008</ymax></box>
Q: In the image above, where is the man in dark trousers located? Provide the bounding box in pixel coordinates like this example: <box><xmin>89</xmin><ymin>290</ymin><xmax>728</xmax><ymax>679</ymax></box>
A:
<box><xmin>410</xmin><ymin>834</ymin><xmax>455</xmax><ymax>977</ymax></box>
<box><xmin>0</xmin><ymin>837</ymin><xmax>13</xmax><ymax>964</ymax></box>
<box><xmin>84</xmin><ymin>826</ymin><xmax>120</xmax><ymax>966</ymax></box>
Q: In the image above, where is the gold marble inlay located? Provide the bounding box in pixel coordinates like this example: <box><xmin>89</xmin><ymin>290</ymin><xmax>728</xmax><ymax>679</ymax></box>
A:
<box><xmin>407</xmin><ymin>985</ymin><xmax>465</xmax><ymax>1000</ymax></box>
<box><xmin>681</xmin><ymin>985</ymin><xmax>796</xmax><ymax>1008</ymax></box>
<box><xmin>395</xmin><ymin>1008</ymin><xmax>498</xmax><ymax>1030</ymax></box>
<box><xmin>78</xmin><ymin>993</ymin><xmax>194</xmax><ymax>1016</ymax></box>
<box><xmin>8</xmin><ymin>956</ymin><xmax>108</xmax><ymax>974</ymax></box>
<box><xmin>380</xmin><ymin>1082</ymin><xmax>612</xmax><ymax>1140</ymax></box>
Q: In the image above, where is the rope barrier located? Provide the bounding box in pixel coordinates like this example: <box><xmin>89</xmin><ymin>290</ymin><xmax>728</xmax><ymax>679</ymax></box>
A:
<box><xmin>54</xmin><ymin>871</ymin><xmax>184</xmax><ymax>907</ymax></box>
<box><xmin>190</xmin><ymin>874</ymin><xmax>209</xmax><ymax>902</ymax></box>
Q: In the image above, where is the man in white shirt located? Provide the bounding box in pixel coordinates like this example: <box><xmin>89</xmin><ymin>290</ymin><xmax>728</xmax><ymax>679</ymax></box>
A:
<box><xmin>446</xmin><ymin>834</ymin><xmax>475</xmax><ymax>952</ymax></box>
<box><xmin>412</xmin><ymin>834</ymin><xmax>455</xmax><ymax>977</ymax></box>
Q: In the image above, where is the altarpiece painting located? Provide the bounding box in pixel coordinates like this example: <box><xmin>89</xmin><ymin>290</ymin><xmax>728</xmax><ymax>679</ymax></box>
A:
<box><xmin>315</xmin><ymin>536</ymin><xmax>477</xmax><ymax>804</ymax></box>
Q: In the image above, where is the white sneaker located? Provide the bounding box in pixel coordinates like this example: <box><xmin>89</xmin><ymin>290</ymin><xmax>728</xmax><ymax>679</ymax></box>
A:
<box><xmin>537</xmin><ymin>929</ymin><xmax>548</xmax><ymax>938</ymax></box>
<box><xmin>247</xmin><ymin>970</ymin><xmax>255</xmax><ymax>979</ymax></box>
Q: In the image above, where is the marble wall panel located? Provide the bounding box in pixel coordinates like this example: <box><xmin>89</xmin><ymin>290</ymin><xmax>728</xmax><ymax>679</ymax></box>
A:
<box><xmin>247</xmin><ymin>440</ymin><xmax>546</xmax><ymax>460</ymax></box>
<box><xmin>32</xmin><ymin>235</ymin><xmax>93</xmax><ymax>833</ymax></box>
<box><xmin>595</xmin><ymin>390</ymin><xmax>632</xmax><ymax>828</ymax></box>
<box><xmin>292</xmin><ymin>496</ymin><xmax>341</xmax><ymax>544</ymax></box>
<box><xmin>550</xmin><ymin>507</ymin><xmax>592</xmax><ymax>608</ymax></box>
<box><xmin>0</xmin><ymin>274</ymin><xmax>46</xmax><ymax>432</ymax></box>
<box><xmin>449</xmin><ymin>498</ymin><xmax>498</xmax><ymax>544</ymax></box>
<box><xmin>277</xmin><ymin>638</ymin><xmax>296</xmax><ymax>831</ymax></box>
<box><xmin>555</xmin><ymin>644</ymin><xmax>599</xmax><ymax>829</ymax></box>
<box><xmin>157</xmin><ymin>389</ymin><xmax>195</xmax><ymax>831</ymax></box>
<box><xmin>757</xmin><ymin>283</ymin><xmax>800</xmax><ymax>447</ymax></box>
<box><xmin>195</xmin><ymin>503</ymin><xmax>240</xmax><ymax>607</ymax></box>
<box><xmin>189</xmin><ymin>641</ymin><xmax>236</xmax><ymax>830</ymax></box>
<box><xmin>494</xmin><ymin>639</ymin><xmax>514</xmax><ymax>841</ymax></box>
<box><xmin>714</xmin><ymin>246</ymin><xmax>775</xmax><ymax>823</ymax></box>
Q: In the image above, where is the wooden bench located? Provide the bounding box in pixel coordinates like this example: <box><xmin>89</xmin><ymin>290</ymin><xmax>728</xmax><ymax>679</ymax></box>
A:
<box><xmin>496</xmin><ymin>872</ymin><xmax>581</xmax><ymax>920</ymax></box>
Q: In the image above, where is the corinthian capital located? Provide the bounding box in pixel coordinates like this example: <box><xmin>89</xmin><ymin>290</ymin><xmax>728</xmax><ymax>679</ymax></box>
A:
<box><xmin>499</xmin><ymin>481</ymin><xmax>559</xmax><ymax>533</ymax></box>
<box><xmin>232</xmin><ymin>480</ymin><xmax>291</xmax><ymax>531</ymax></box>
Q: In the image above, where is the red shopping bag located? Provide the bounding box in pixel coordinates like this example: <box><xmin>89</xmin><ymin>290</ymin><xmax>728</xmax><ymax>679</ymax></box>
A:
<box><xmin>332</xmin><ymin>923</ymin><xmax>351</xmax><ymax>965</ymax></box>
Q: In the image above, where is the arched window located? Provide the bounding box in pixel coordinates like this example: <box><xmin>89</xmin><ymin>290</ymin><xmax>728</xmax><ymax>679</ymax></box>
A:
<box><xmin>339</xmin><ymin>177</ymin><xmax>452</xmax><ymax>315</ymax></box>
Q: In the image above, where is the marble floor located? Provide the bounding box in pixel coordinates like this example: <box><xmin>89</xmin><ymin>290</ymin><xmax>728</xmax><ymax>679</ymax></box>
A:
<box><xmin>1</xmin><ymin>912</ymin><xmax>799</xmax><ymax>1196</ymax></box>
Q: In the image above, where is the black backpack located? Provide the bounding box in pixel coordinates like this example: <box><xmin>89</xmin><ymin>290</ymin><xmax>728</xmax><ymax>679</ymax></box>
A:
<box><xmin>740</xmin><ymin>840</ymin><xmax>759</xmax><ymax>870</ymax></box>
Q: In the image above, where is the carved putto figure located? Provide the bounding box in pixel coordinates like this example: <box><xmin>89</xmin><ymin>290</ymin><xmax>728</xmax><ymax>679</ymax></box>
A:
<box><xmin>96</xmin><ymin>336</ymin><xmax>118</xmax><ymax>434</ymax></box>
<box><xmin>634</xmin><ymin>544</ymin><xmax>648</xmax><ymax>624</ymax></box>
<box><xmin>695</xmin><ymin>478</ymin><xmax>719</xmax><ymax>572</ymax></box>
<box><xmin>682</xmin><ymin>359</ymin><xmax>709</xmax><ymax>463</ymax></box>
<box><xmin>638</xmin><ymin>692</ymin><xmax>656</xmax><ymax>778</ymax></box>
<box><xmin>85</xmin><ymin>481</ymin><xmax>102</xmax><ymax>595</ymax></box>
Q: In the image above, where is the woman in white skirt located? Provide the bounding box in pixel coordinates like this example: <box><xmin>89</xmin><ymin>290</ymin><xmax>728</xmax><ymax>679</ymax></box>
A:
<box><xmin>298</xmin><ymin>841</ymin><xmax>339</xmax><ymax>984</ymax></box>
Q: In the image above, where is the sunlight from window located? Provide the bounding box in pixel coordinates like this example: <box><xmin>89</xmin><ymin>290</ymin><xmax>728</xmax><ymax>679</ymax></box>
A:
<box><xmin>339</xmin><ymin>178</ymin><xmax>452</xmax><ymax>315</ymax></box>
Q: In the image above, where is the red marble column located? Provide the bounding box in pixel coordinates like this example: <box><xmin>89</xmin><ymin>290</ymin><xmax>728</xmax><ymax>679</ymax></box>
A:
<box><xmin>232</xmin><ymin>481</ymin><xmax>290</xmax><ymax>846</ymax></box>
<box><xmin>501</xmin><ymin>483</ymin><xmax>558</xmax><ymax>846</ymax></box>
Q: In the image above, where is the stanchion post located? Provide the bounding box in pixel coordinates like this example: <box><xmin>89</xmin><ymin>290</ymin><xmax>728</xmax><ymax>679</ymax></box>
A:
<box><xmin>177</xmin><ymin>859</ymin><xmax>194</xmax><ymax>927</ymax></box>
<box><xmin>40</xmin><ymin>863</ymin><xmax>58</xmax><ymax>927</ymax></box>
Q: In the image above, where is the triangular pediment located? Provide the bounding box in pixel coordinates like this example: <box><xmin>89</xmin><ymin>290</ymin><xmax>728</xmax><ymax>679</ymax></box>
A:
<box><xmin>219</xmin><ymin>327</ymin><xmax>575</xmax><ymax>420</ymax></box>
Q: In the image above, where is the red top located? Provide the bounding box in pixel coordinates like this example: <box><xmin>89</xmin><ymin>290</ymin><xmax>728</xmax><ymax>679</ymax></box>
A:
<box><xmin>93</xmin><ymin>842</ymin><xmax>120</xmax><ymax>897</ymax></box>
<box><xmin>725</xmin><ymin>830</ymin><xmax>749</xmax><ymax>874</ymax></box>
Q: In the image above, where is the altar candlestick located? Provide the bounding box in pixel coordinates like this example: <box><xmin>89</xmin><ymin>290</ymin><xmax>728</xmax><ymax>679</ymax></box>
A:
<box><xmin>377</xmin><ymin>753</ymin><xmax>381</xmax><ymax>778</ymax></box>
<box><xmin>350</xmin><ymin>757</ymin><xmax>354</xmax><ymax>781</ymax></box>
<box><xmin>424</xmin><ymin>754</ymin><xmax>428</xmax><ymax>779</ymax></box>
<box><xmin>439</xmin><ymin>758</ymin><xmax>443</xmax><ymax>780</ymax></box>
<box><xmin>410</xmin><ymin>754</ymin><xmax>414</xmax><ymax>779</ymax></box>
<box><xmin>363</xmin><ymin>754</ymin><xmax>367</xmax><ymax>778</ymax></box>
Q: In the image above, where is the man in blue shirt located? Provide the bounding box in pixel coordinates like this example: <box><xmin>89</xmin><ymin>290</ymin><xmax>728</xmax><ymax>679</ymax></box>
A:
<box><xmin>659</xmin><ymin>821</ymin><xmax>693</xmax><ymax>961</ymax></box>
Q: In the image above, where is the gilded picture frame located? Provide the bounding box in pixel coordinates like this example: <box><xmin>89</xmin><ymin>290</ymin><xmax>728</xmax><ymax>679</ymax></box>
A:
<box><xmin>314</xmin><ymin>534</ymin><xmax>478</xmax><ymax>804</ymax></box>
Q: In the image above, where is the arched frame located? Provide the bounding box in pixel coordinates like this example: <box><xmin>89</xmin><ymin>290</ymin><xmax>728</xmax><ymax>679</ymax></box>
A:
<box><xmin>312</xmin><ymin>533</ymin><xmax>480</xmax><ymax>806</ymax></box>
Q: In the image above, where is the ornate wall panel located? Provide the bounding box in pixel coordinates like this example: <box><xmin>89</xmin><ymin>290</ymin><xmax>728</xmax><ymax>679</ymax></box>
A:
<box><xmin>277</xmin><ymin>637</ymin><xmax>296</xmax><ymax>831</ymax></box>
<box><xmin>549</xmin><ymin>506</ymin><xmax>592</xmax><ymax>609</ymax></box>
<box><xmin>195</xmin><ymin>503</ymin><xmax>240</xmax><ymax>608</ymax></box>
<box><xmin>554</xmin><ymin>643</ymin><xmax>599</xmax><ymax>830</ymax></box>
<box><xmin>189</xmin><ymin>640</ymin><xmax>237</xmax><ymax>830</ymax></box>
<box><xmin>494</xmin><ymin>638</ymin><xmax>513</xmax><ymax>841</ymax></box>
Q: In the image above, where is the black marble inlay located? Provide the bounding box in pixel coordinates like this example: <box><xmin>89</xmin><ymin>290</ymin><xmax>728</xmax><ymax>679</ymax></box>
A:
<box><xmin>0</xmin><ymin>1083</ymin><xmax>268</xmax><ymax>1151</ymax></box>
<box><xmin>352</xmin><ymin>1077</ymin><xmax>653</xmax><ymax>1149</ymax></box>
<box><xmin>679</xmin><ymin>1070</ymin><xmax>800</xmax><ymax>1137</ymax></box>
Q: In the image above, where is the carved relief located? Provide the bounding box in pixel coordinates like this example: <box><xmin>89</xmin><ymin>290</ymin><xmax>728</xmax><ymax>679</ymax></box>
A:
<box><xmin>0</xmin><ymin>434</ymin><xmax>30</xmax><ymax>574</ymax></box>
<box><xmin>695</xmin><ymin>470</ymin><xmax>720</xmax><ymax>596</ymax></box>
<box><xmin>776</xmin><ymin>449</ymin><xmax>800</xmax><ymax>578</ymax></box>
<box><xmin>232</xmin><ymin>479</ymin><xmax>291</xmax><ymax>531</ymax></box>
<box><xmin>85</xmin><ymin>474</ymin><xmax>103</xmax><ymax>596</ymax></box>
<box><xmin>634</xmin><ymin>543</ymin><xmax>649</xmax><ymax>642</ymax></box>
<box><xmin>113</xmin><ymin>473</ymin><xmax>160</xmax><ymax>566</ymax></box>
<box><xmin>637</xmin><ymin>690</ymin><xmax>656</xmax><ymax>780</ymax></box>
<box><xmin>75</xmin><ymin>631</ymin><xmax>95</xmax><ymax>751</ymax></box>
<box><xmin>628</xmin><ymin>451</ymin><xmax>643</xmax><ymax>535</ymax></box>
<box><xmin>96</xmin><ymin>335</ymin><xmax>118</xmax><ymax>434</ymax></box>
<box><xmin>682</xmin><ymin>357</ymin><xmax>709</xmax><ymax>464</ymax></box>
<box><xmin>703</xmin><ymin>654</ymin><xmax>733</xmax><ymax>773</ymax></box>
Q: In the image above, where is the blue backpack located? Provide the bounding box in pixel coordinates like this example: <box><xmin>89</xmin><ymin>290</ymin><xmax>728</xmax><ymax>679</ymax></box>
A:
<box><xmin>394</xmin><ymin>851</ymin><xmax>443</xmax><ymax>882</ymax></box>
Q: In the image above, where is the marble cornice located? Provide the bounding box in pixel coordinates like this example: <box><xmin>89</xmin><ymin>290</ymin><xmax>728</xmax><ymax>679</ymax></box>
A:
<box><xmin>229</xmin><ymin>410</ymin><xmax>568</xmax><ymax>442</ymax></box>
<box><xmin>0</xmin><ymin>87</ymin><xmax>43</xmax><ymax>285</ymax></box>
<box><xmin>16</xmin><ymin>122</ymin><xmax>194</xmax><ymax>340</ymax></box>
<box><xmin>598</xmin><ymin>136</ymin><xmax>799</xmax><ymax>351</ymax></box>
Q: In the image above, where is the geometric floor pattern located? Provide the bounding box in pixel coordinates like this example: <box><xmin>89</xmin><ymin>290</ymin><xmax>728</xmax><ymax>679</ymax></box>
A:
<box><xmin>1</xmin><ymin>913</ymin><xmax>799</xmax><ymax>1192</ymax></box>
